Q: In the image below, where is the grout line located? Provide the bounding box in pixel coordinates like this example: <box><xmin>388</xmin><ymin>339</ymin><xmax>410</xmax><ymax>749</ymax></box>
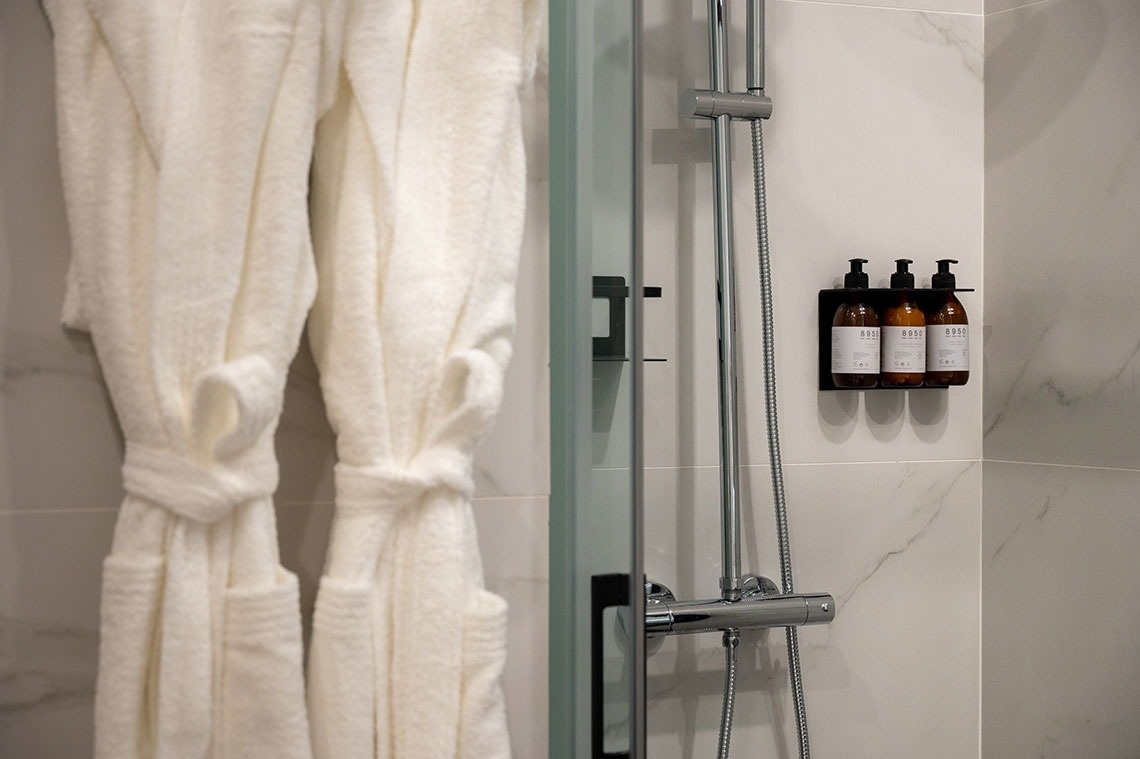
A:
<box><xmin>0</xmin><ymin>507</ymin><xmax>119</xmax><ymax>516</ymax></box>
<box><xmin>760</xmin><ymin>458</ymin><xmax>981</xmax><ymax>467</ymax></box>
<box><xmin>0</xmin><ymin>496</ymin><xmax>552</xmax><ymax>516</ymax></box>
<box><xmin>625</xmin><ymin>459</ymin><xmax>984</xmax><ymax>472</ymax></box>
<box><xmin>983</xmin><ymin>0</ymin><xmax>1054</xmax><ymax>18</ymax></box>
<box><xmin>472</xmin><ymin>494</ymin><xmax>551</xmax><ymax>503</ymax></box>
<box><xmin>16</xmin><ymin>461</ymin><xmax>1133</xmax><ymax>514</ymax></box>
<box><xmin>777</xmin><ymin>0</ymin><xmax>983</xmax><ymax>17</ymax></box>
<box><xmin>780</xmin><ymin>0</ymin><xmax>1059</xmax><ymax>19</ymax></box>
<box><xmin>981</xmin><ymin>459</ymin><xmax>1140</xmax><ymax>474</ymax></box>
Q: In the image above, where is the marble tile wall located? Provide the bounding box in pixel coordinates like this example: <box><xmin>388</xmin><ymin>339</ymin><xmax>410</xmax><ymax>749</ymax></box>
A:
<box><xmin>0</xmin><ymin>1</ymin><xmax>551</xmax><ymax>756</ymax></box>
<box><xmin>982</xmin><ymin>1</ymin><xmax>1140</xmax><ymax>756</ymax></box>
<box><xmin>637</xmin><ymin>0</ymin><xmax>984</xmax><ymax>756</ymax></box>
<box><xmin>983</xmin><ymin>0</ymin><xmax>1140</xmax><ymax>470</ymax></box>
<box><xmin>982</xmin><ymin>464</ymin><xmax>1140</xmax><ymax>757</ymax></box>
<box><xmin>645</xmin><ymin>461</ymin><xmax>981</xmax><ymax>758</ymax></box>
<box><xmin>643</xmin><ymin>0</ymin><xmax>984</xmax><ymax>471</ymax></box>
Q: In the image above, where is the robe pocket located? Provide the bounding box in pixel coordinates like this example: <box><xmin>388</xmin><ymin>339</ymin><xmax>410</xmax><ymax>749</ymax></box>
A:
<box><xmin>223</xmin><ymin>569</ymin><xmax>306</xmax><ymax>649</ymax></box>
<box><xmin>221</xmin><ymin>570</ymin><xmax>311</xmax><ymax>759</ymax></box>
<box><xmin>462</xmin><ymin>587</ymin><xmax>509</xmax><ymax>667</ymax></box>
<box><xmin>95</xmin><ymin>556</ymin><xmax>165</xmax><ymax>759</ymax></box>
<box><xmin>311</xmin><ymin>577</ymin><xmax>373</xmax><ymax>639</ymax></box>
<box><xmin>223</xmin><ymin>0</ymin><xmax>307</xmax><ymax>39</ymax></box>
<box><xmin>308</xmin><ymin>579</ymin><xmax>376</xmax><ymax>759</ymax></box>
<box><xmin>457</xmin><ymin>588</ymin><xmax>511</xmax><ymax>759</ymax></box>
<box><xmin>100</xmin><ymin>555</ymin><xmax>165</xmax><ymax>623</ymax></box>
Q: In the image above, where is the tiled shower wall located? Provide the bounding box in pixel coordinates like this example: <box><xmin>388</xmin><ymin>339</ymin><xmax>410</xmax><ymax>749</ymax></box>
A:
<box><xmin>640</xmin><ymin>1</ymin><xmax>983</xmax><ymax>756</ymax></box>
<box><xmin>638</xmin><ymin>1</ymin><xmax>1140</xmax><ymax>756</ymax></box>
<box><xmin>982</xmin><ymin>1</ymin><xmax>1140</xmax><ymax>756</ymax></box>
<box><xmin>0</xmin><ymin>2</ymin><xmax>551</xmax><ymax>757</ymax></box>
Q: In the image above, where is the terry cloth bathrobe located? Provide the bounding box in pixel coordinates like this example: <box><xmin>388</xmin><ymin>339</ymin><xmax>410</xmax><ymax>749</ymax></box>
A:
<box><xmin>46</xmin><ymin>2</ymin><xmax>322</xmax><ymax>757</ymax></box>
<box><xmin>305</xmin><ymin>1</ymin><xmax>540</xmax><ymax>757</ymax></box>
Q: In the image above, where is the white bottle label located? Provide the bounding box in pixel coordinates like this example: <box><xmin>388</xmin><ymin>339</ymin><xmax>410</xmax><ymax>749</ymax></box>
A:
<box><xmin>882</xmin><ymin>326</ymin><xmax>926</xmax><ymax>373</ymax></box>
<box><xmin>927</xmin><ymin>324</ymin><xmax>969</xmax><ymax>371</ymax></box>
<box><xmin>831</xmin><ymin>326</ymin><xmax>880</xmax><ymax>374</ymax></box>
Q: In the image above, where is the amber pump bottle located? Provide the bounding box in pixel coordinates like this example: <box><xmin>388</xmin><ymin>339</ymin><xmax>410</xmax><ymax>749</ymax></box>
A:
<box><xmin>831</xmin><ymin>258</ymin><xmax>880</xmax><ymax>388</ymax></box>
<box><xmin>925</xmin><ymin>259</ymin><xmax>969</xmax><ymax>386</ymax></box>
<box><xmin>880</xmin><ymin>259</ymin><xmax>926</xmax><ymax>387</ymax></box>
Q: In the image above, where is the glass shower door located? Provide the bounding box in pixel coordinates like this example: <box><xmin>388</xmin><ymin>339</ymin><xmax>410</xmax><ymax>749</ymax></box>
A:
<box><xmin>549</xmin><ymin>2</ymin><xmax>644</xmax><ymax>758</ymax></box>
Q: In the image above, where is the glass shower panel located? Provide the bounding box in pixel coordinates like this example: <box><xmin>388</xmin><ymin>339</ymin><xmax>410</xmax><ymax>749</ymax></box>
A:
<box><xmin>549</xmin><ymin>1</ymin><xmax>644</xmax><ymax>758</ymax></box>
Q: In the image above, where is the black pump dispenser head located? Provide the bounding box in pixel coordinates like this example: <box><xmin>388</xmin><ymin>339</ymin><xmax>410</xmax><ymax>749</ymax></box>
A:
<box><xmin>932</xmin><ymin>258</ymin><xmax>959</xmax><ymax>289</ymax></box>
<box><xmin>844</xmin><ymin>258</ymin><xmax>869</xmax><ymax>288</ymax></box>
<box><xmin>890</xmin><ymin>258</ymin><xmax>915</xmax><ymax>289</ymax></box>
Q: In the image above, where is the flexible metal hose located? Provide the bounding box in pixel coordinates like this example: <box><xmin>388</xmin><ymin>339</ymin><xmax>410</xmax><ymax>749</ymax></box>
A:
<box><xmin>750</xmin><ymin>116</ymin><xmax>812</xmax><ymax>759</ymax></box>
<box><xmin>717</xmin><ymin>630</ymin><xmax>741</xmax><ymax>759</ymax></box>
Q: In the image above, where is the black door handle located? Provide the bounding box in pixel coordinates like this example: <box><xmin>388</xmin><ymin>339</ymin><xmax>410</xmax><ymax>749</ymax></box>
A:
<box><xmin>591</xmin><ymin>573</ymin><xmax>631</xmax><ymax>759</ymax></box>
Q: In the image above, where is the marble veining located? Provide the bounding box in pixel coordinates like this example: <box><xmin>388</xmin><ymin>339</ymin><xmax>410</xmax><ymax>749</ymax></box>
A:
<box><xmin>1</xmin><ymin>330</ymin><xmax>99</xmax><ymax>385</ymax></box>
<box><xmin>473</xmin><ymin>464</ymin><xmax>506</xmax><ymax>495</ymax></box>
<box><xmin>645</xmin><ymin>459</ymin><xmax>979</xmax><ymax>758</ymax></box>
<box><xmin>984</xmin><ymin>0</ymin><xmax>1140</xmax><ymax>471</ymax></box>
<box><xmin>1105</xmin><ymin>120</ymin><xmax>1140</xmax><ymax>197</ymax></box>
<box><xmin>983</xmin><ymin>463</ymin><xmax>1140</xmax><ymax>756</ymax></box>
<box><xmin>987</xmin><ymin>320</ymin><xmax>1140</xmax><ymax>437</ymax></box>
<box><xmin>837</xmin><ymin>470</ymin><xmax>956</xmax><ymax>605</ymax></box>
<box><xmin>1039</xmin><ymin>335</ymin><xmax>1140</xmax><ymax>405</ymax></box>
<box><xmin>983</xmin><ymin>320</ymin><xmax>1049</xmax><ymax>434</ymax></box>
<box><xmin>0</xmin><ymin>616</ymin><xmax>96</xmax><ymax>714</ymax></box>
<box><xmin>987</xmin><ymin>484</ymin><xmax>1068</xmax><ymax>561</ymax></box>
<box><xmin>915</xmin><ymin>12</ymin><xmax>984</xmax><ymax>79</ymax></box>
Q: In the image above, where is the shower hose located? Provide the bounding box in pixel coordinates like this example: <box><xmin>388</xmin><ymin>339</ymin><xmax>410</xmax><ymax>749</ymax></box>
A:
<box><xmin>715</xmin><ymin>117</ymin><xmax>813</xmax><ymax>759</ymax></box>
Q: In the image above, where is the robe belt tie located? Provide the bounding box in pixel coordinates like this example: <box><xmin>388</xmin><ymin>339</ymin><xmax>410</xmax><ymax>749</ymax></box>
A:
<box><xmin>122</xmin><ymin>442</ymin><xmax>278</xmax><ymax>523</ymax></box>
<box><xmin>334</xmin><ymin>447</ymin><xmax>475</xmax><ymax>510</ymax></box>
<box><xmin>121</xmin><ymin>355</ymin><xmax>284</xmax><ymax>523</ymax></box>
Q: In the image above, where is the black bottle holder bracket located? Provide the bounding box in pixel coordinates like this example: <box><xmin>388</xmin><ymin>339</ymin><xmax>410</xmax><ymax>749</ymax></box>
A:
<box><xmin>592</xmin><ymin>276</ymin><xmax>665</xmax><ymax>362</ymax></box>
<box><xmin>818</xmin><ymin>287</ymin><xmax>974</xmax><ymax>391</ymax></box>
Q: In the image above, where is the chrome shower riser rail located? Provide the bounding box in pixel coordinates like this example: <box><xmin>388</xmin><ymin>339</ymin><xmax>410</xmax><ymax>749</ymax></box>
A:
<box><xmin>706</xmin><ymin>0</ymin><xmax>744</xmax><ymax>604</ymax></box>
<box><xmin>646</xmin><ymin>593</ymin><xmax>835</xmax><ymax>637</ymax></box>
<box><xmin>699</xmin><ymin>0</ymin><xmax>774</xmax><ymax>605</ymax></box>
<box><xmin>674</xmin><ymin>3</ymin><xmax>825</xmax><ymax>759</ymax></box>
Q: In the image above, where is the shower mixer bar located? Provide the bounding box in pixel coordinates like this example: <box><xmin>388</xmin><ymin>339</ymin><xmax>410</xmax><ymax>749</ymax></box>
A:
<box><xmin>645</xmin><ymin>580</ymin><xmax>834</xmax><ymax>637</ymax></box>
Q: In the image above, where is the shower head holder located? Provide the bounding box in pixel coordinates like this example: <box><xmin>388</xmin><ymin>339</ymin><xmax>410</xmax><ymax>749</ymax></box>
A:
<box><xmin>681</xmin><ymin>89</ymin><xmax>773</xmax><ymax>121</ymax></box>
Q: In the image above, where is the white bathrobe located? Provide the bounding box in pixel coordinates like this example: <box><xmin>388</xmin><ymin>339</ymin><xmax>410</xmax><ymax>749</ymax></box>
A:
<box><xmin>47</xmin><ymin>2</ymin><xmax>323</xmax><ymax>756</ymax></box>
<box><xmin>306</xmin><ymin>1</ymin><xmax>540</xmax><ymax>757</ymax></box>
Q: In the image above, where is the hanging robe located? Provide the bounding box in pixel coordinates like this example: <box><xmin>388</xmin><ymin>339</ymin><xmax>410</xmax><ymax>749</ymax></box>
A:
<box><xmin>305</xmin><ymin>1</ymin><xmax>542</xmax><ymax>757</ymax></box>
<box><xmin>46</xmin><ymin>2</ymin><xmax>324</xmax><ymax>756</ymax></box>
